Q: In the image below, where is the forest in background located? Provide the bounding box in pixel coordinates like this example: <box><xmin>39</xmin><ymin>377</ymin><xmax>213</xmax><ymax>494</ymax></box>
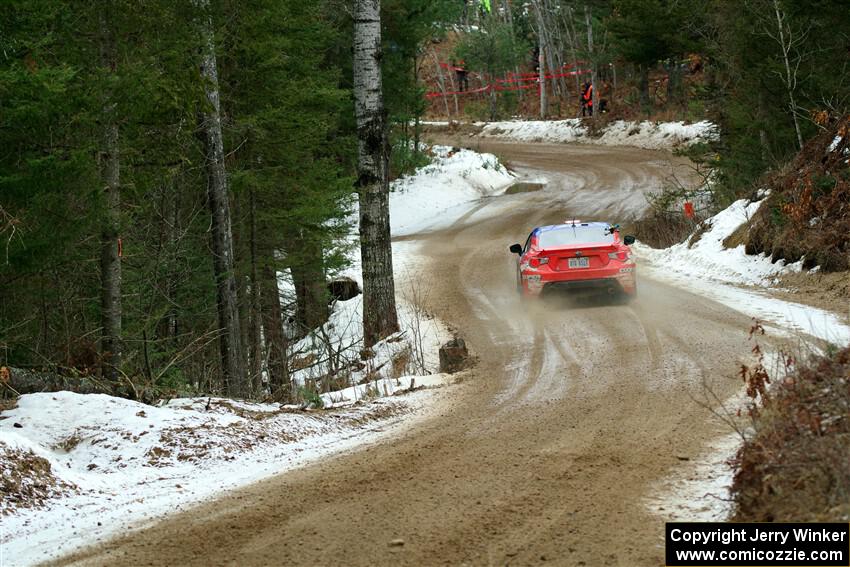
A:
<box><xmin>1</xmin><ymin>0</ymin><xmax>847</xmax><ymax>401</ymax></box>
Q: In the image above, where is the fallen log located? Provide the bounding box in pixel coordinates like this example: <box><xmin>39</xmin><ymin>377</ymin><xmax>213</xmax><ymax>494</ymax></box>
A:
<box><xmin>0</xmin><ymin>366</ymin><xmax>130</xmax><ymax>398</ymax></box>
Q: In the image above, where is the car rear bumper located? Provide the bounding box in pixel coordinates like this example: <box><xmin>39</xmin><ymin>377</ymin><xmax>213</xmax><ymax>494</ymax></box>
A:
<box><xmin>521</xmin><ymin>266</ymin><xmax>636</xmax><ymax>297</ymax></box>
<box><xmin>543</xmin><ymin>277</ymin><xmax>624</xmax><ymax>295</ymax></box>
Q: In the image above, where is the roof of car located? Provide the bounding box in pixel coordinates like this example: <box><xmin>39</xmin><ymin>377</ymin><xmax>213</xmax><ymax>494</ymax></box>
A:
<box><xmin>533</xmin><ymin>221</ymin><xmax>611</xmax><ymax>234</ymax></box>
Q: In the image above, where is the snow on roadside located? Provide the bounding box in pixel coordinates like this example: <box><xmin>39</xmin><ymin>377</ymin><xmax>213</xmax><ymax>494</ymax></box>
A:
<box><xmin>284</xmin><ymin>146</ymin><xmax>515</xmax><ymax>394</ymax></box>
<box><xmin>597</xmin><ymin>120</ymin><xmax>718</xmax><ymax>150</ymax></box>
<box><xmin>478</xmin><ymin>119</ymin><xmax>718</xmax><ymax>150</ymax></box>
<box><xmin>480</xmin><ymin>120</ymin><xmax>586</xmax><ymax>144</ymax></box>
<box><xmin>641</xmin><ymin>199</ymin><xmax>849</xmax><ymax>523</ymax></box>
<box><xmin>0</xmin><ymin>390</ymin><xmax>441</xmax><ymax>566</ymax></box>
<box><xmin>0</xmin><ymin>143</ymin><xmax>513</xmax><ymax>566</ymax></box>
<box><xmin>636</xmin><ymin>198</ymin><xmax>801</xmax><ymax>287</ymax></box>
<box><xmin>390</xmin><ymin>145</ymin><xmax>515</xmax><ymax>235</ymax></box>
<box><xmin>645</xmin><ymin>431</ymin><xmax>741</xmax><ymax>522</ymax></box>
<box><xmin>635</xmin><ymin>198</ymin><xmax>850</xmax><ymax>345</ymax></box>
<box><xmin>282</xmin><ymin>144</ymin><xmax>513</xmax><ymax>393</ymax></box>
<box><xmin>283</xmin><ymin>143</ymin><xmax>514</xmax><ymax>394</ymax></box>
<box><xmin>288</xmin><ymin>249</ymin><xmax>453</xmax><ymax>396</ymax></box>
<box><xmin>646</xmin><ymin>349</ymin><xmax>803</xmax><ymax>523</ymax></box>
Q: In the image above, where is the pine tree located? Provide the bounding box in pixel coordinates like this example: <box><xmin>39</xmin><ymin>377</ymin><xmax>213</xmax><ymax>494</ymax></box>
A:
<box><xmin>221</xmin><ymin>0</ymin><xmax>354</xmax><ymax>394</ymax></box>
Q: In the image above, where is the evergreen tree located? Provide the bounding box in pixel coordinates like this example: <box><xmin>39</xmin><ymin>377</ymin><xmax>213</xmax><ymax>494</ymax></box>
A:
<box><xmin>704</xmin><ymin>0</ymin><xmax>850</xmax><ymax>201</ymax></box>
<box><xmin>609</xmin><ymin>0</ymin><xmax>698</xmax><ymax>109</ymax></box>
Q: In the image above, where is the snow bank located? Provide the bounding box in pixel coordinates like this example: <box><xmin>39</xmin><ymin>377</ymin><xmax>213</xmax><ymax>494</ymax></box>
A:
<box><xmin>635</xmin><ymin>199</ymin><xmax>850</xmax><ymax>345</ymax></box>
<box><xmin>277</xmin><ymin>143</ymin><xmax>506</xmax><ymax>394</ymax></box>
<box><xmin>0</xmin><ymin>389</ymin><xmax>439</xmax><ymax>565</ymax></box>
<box><xmin>479</xmin><ymin>119</ymin><xmax>718</xmax><ymax>150</ymax></box>
<box><xmin>645</xmin><ymin>431</ymin><xmax>740</xmax><ymax>522</ymax></box>
<box><xmin>390</xmin><ymin>145</ymin><xmax>515</xmax><ymax>235</ymax></box>
<box><xmin>636</xmin><ymin>199</ymin><xmax>801</xmax><ymax>287</ymax></box>
<box><xmin>596</xmin><ymin>120</ymin><xmax>719</xmax><ymax>150</ymax></box>
<box><xmin>480</xmin><ymin>120</ymin><xmax>586</xmax><ymax>144</ymax></box>
<box><xmin>280</xmin><ymin>144</ymin><xmax>510</xmax><ymax>396</ymax></box>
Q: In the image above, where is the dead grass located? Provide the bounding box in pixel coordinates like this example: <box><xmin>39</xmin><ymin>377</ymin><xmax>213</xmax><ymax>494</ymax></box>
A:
<box><xmin>721</xmin><ymin>222</ymin><xmax>749</xmax><ymax>249</ymax></box>
<box><xmin>53</xmin><ymin>433</ymin><xmax>83</xmax><ymax>453</ymax></box>
<box><xmin>746</xmin><ymin>116</ymin><xmax>850</xmax><ymax>272</ymax></box>
<box><xmin>771</xmin><ymin>270</ymin><xmax>850</xmax><ymax>316</ymax></box>
<box><xmin>0</xmin><ymin>444</ymin><xmax>76</xmax><ymax>514</ymax></box>
<box><xmin>0</xmin><ymin>398</ymin><xmax>18</xmax><ymax>415</ymax></box>
<box><xmin>625</xmin><ymin>211</ymin><xmax>701</xmax><ymax>249</ymax></box>
<box><xmin>390</xmin><ymin>347</ymin><xmax>411</xmax><ymax>379</ymax></box>
<box><xmin>732</xmin><ymin>344</ymin><xmax>850</xmax><ymax>522</ymax></box>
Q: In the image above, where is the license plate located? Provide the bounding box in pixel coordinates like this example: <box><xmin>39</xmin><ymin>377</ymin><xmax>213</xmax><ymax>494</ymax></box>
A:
<box><xmin>568</xmin><ymin>257</ymin><xmax>590</xmax><ymax>268</ymax></box>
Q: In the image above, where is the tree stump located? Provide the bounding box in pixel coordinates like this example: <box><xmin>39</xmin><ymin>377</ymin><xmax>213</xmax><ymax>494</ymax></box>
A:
<box><xmin>439</xmin><ymin>338</ymin><xmax>469</xmax><ymax>374</ymax></box>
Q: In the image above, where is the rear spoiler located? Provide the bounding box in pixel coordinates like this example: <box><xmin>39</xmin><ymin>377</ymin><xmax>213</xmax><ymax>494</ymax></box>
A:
<box><xmin>537</xmin><ymin>242</ymin><xmax>619</xmax><ymax>254</ymax></box>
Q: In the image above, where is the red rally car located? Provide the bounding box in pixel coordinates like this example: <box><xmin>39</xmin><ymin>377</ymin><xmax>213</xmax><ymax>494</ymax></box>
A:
<box><xmin>509</xmin><ymin>221</ymin><xmax>637</xmax><ymax>299</ymax></box>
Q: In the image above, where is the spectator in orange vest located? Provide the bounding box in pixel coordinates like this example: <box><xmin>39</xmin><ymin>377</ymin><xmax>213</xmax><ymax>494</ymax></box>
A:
<box><xmin>581</xmin><ymin>80</ymin><xmax>593</xmax><ymax>117</ymax></box>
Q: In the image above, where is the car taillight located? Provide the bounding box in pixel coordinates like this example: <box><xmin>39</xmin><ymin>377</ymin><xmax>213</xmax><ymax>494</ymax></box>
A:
<box><xmin>608</xmin><ymin>252</ymin><xmax>629</xmax><ymax>261</ymax></box>
<box><xmin>529</xmin><ymin>257</ymin><xmax>549</xmax><ymax>268</ymax></box>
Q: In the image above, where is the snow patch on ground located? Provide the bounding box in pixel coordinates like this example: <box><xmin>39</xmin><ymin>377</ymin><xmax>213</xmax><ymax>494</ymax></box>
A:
<box><xmin>481</xmin><ymin>119</ymin><xmax>586</xmax><ymax>144</ymax></box>
<box><xmin>645</xmin><ymin>432</ymin><xmax>740</xmax><ymax>522</ymax></box>
<box><xmin>635</xmin><ymin>198</ymin><xmax>850</xmax><ymax>345</ymax></box>
<box><xmin>597</xmin><ymin>120</ymin><xmax>718</xmax><ymax>150</ymax></box>
<box><xmin>284</xmin><ymin>145</ymin><xmax>509</xmax><ymax>395</ymax></box>
<box><xmin>647</xmin><ymin>351</ymin><xmax>800</xmax><ymax>523</ymax></box>
<box><xmin>289</xmin><ymin>253</ymin><xmax>452</xmax><ymax>394</ymax></box>
<box><xmin>390</xmin><ymin>145</ymin><xmax>515</xmax><ymax>235</ymax></box>
<box><xmin>636</xmin><ymin>198</ymin><xmax>801</xmax><ymax>287</ymax></box>
<box><xmin>479</xmin><ymin>119</ymin><xmax>718</xmax><ymax>150</ymax></box>
<box><xmin>0</xmin><ymin>387</ymin><xmax>446</xmax><ymax>566</ymax></box>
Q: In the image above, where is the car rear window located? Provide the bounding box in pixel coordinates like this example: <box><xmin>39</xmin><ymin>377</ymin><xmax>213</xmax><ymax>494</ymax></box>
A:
<box><xmin>538</xmin><ymin>225</ymin><xmax>614</xmax><ymax>248</ymax></box>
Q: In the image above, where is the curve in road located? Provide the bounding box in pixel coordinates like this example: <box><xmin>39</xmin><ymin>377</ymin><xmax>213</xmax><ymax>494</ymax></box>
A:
<box><xmin>53</xmin><ymin>140</ymin><xmax>757</xmax><ymax>567</ymax></box>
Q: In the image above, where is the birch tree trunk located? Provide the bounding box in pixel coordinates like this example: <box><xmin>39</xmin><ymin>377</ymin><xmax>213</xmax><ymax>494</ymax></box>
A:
<box><xmin>584</xmin><ymin>5</ymin><xmax>598</xmax><ymax>118</ymax></box>
<box><xmin>99</xmin><ymin>10</ymin><xmax>122</xmax><ymax>381</ymax></box>
<box><xmin>430</xmin><ymin>49</ymin><xmax>452</xmax><ymax>117</ymax></box>
<box><xmin>353</xmin><ymin>0</ymin><xmax>400</xmax><ymax>348</ymax></box>
<box><xmin>533</xmin><ymin>0</ymin><xmax>547</xmax><ymax>118</ymax></box>
<box><xmin>196</xmin><ymin>0</ymin><xmax>248</xmax><ymax>397</ymax></box>
<box><xmin>538</xmin><ymin>2</ymin><xmax>560</xmax><ymax>102</ymax></box>
<box><xmin>771</xmin><ymin>0</ymin><xmax>804</xmax><ymax>150</ymax></box>
<box><xmin>546</xmin><ymin>0</ymin><xmax>569</xmax><ymax>104</ymax></box>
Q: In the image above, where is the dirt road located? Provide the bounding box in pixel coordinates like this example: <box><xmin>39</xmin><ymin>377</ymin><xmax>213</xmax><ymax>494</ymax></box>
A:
<box><xmin>53</xmin><ymin>140</ymin><xmax>756</xmax><ymax>566</ymax></box>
